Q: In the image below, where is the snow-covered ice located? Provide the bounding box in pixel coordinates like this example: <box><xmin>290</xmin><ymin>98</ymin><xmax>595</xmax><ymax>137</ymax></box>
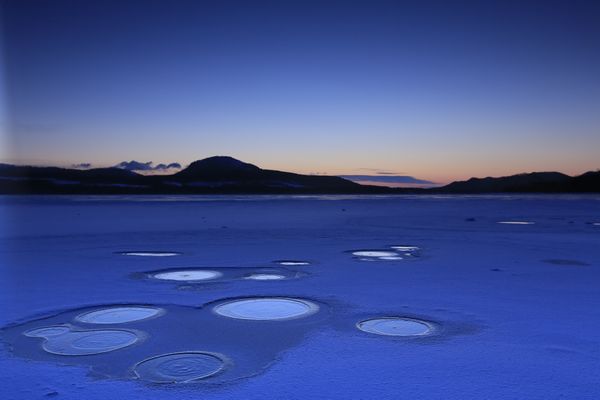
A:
<box><xmin>1</xmin><ymin>194</ymin><xmax>599</xmax><ymax>399</ymax></box>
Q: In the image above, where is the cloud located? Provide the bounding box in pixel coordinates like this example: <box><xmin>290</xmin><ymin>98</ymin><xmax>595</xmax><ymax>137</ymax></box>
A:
<box><xmin>71</xmin><ymin>163</ymin><xmax>92</xmax><ymax>169</ymax></box>
<box><xmin>339</xmin><ymin>175</ymin><xmax>435</xmax><ymax>185</ymax></box>
<box><xmin>154</xmin><ymin>162</ymin><xmax>182</xmax><ymax>170</ymax></box>
<box><xmin>357</xmin><ymin>168</ymin><xmax>405</xmax><ymax>175</ymax></box>
<box><xmin>114</xmin><ymin>160</ymin><xmax>182</xmax><ymax>172</ymax></box>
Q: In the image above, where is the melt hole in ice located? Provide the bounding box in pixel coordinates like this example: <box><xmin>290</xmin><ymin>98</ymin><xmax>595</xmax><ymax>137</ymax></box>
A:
<box><xmin>134</xmin><ymin>352</ymin><xmax>226</xmax><ymax>383</ymax></box>
<box><xmin>390</xmin><ymin>246</ymin><xmax>420</xmax><ymax>252</ymax></box>
<box><xmin>497</xmin><ymin>221</ymin><xmax>535</xmax><ymax>225</ymax></box>
<box><xmin>357</xmin><ymin>317</ymin><xmax>433</xmax><ymax>337</ymax></box>
<box><xmin>120</xmin><ymin>251</ymin><xmax>182</xmax><ymax>257</ymax></box>
<box><xmin>274</xmin><ymin>260</ymin><xmax>311</xmax><ymax>266</ymax></box>
<box><xmin>352</xmin><ymin>251</ymin><xmax>398</xmax><ymax>258</ymax></box>
<box><xmin>24</xmin><ymin>326</ymin><xmax>71</xmax><ymax>337</ymax></box>
<box><xmin>26</xmin><ymin>328</ymin><xmax>140</xmax><ymax>356</ymax></box>
<box><xmin>244</xmin><ymin>273</ymin><xmax>287</xmax><ymax>280</ymax></box>
<box><xmin>213</xmin><ymin>297</ymin><xmax>319</xmax><ymax>321</ymax></box>
<box><xmin>76</xmin><ymin>306</ymin><xmax>164</xmax><ymax>324</ymax></box>
<box><xmin>152</xmin><ymin>270</ymin><xmax>223</xmax><ymax>281</ymax></box>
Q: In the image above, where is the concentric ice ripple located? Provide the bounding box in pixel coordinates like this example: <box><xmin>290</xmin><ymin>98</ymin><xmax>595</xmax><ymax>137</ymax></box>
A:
<box><xmin>152</xmin><ymin>270</ymin><xmax>223</xmax><ymax>281</ymax></box>
<box><xmin>24</xmin><ymin>326</ymin><xmax>71</xmax><ymax>337</ymax></box>
<box><xmin>76</xmin><ymin>306</ymin><xmax>163</xmax><ymax>324</ymax></box>
<box><xmin>357</xmin><ymin>317</ymin><xmax>433</xmax><ymax>337</ymax></box>
<box><xmin>29</xmin><ymin>328</ymin><xmax>140</xmax><ymax>356</ymax></box>
<box><xmin>213</xmin><ymin>297</ymin><xmax>319</xmax><ymax>320</ymax></box>
<box><xmin>134</xmin><ymin>352</ymin><xmax>226</xmax><ymax>383</ymax></box>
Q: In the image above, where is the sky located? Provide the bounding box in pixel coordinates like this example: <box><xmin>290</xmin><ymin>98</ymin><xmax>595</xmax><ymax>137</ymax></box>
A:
<box><xmin>1</xmin><ymin>0</ymin><xmax>599</xmax><ymax>185</ymax></box>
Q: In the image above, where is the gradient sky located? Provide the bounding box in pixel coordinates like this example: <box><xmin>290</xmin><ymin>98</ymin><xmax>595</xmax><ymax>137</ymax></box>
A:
<box><xmin>2</xmin><ymin>0</ymin><xmax>599</xmax><ymax>184</ymax></box>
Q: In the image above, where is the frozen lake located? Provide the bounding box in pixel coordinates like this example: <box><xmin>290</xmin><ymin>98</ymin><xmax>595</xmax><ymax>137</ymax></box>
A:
<box><xmin>1</xmin><ymin>195</ymin><xmax>599</xmax><ymax>399</ymax></box>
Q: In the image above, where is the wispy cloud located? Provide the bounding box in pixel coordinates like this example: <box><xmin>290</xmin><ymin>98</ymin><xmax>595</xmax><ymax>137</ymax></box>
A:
<box><xmin>71</xmin><ymin>163</ymin><xmax>92</xmax><ymax>169</ymax></box>
<box><xmin>114</xmin><ymin>161</ymin><xmax>182</xmax><ymax>172</ymax></box>
<box><xmin>339</xmin><ymin>175</ymin><xmax>435</xmax><ymax>185</ymax></box>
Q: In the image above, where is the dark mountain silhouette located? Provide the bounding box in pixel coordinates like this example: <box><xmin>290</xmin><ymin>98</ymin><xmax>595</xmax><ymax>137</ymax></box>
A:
<box><xmin>0</xmin><ymin>158</ymin><xmax>598</xmax><ymax>194</ymax></box>
<box><xmin>0</xmin><ymin>157</ymin><xmax>377</xmax><ymax>194</ymax></box>
<box><xmin>439</xmin><ymin>172</ymin><xmax>573</xmax><ymax>193</ymax></box>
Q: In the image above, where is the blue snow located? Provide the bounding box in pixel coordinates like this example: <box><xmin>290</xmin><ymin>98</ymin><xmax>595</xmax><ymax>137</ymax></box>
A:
<box><xmin>1</xmin><ymin>195</ymin><xmax>599</xmax><ymax>399</ymax></box>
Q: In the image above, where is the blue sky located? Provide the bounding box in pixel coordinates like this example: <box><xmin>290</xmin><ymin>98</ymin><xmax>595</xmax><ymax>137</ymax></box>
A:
<box><xmin>2</xmin><ymin>0</ymin><xmax>599</xmax><ymax>183</ymax></box>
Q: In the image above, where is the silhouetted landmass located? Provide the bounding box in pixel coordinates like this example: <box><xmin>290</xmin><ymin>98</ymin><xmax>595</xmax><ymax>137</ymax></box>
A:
<box><xmin>0</xmin><ymin>157</ymin><xmax>598</xmax><ymax>194</ymax></box>
<box><xmin>437</xmin><ymin>171</ymin><xmax>599</xmax><ymax>193</ymax></box>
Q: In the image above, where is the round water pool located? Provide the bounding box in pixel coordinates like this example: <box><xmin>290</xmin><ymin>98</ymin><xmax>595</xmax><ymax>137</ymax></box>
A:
<box><xmin>245</xmin><ymin>273</ymin><xmax>286</xmax><ymax>280</ymax></box>
<box><xmin>134</xmin><ymin>352</ymin><xmax>226</xmax><ymax>383</ymax></box>
<box><xmin>213</xmin><ymin>297</ymin><xmax>319</xmax><ymax>321</ymax></box>
<box><xmin>76</xmin><ymin>306</ymin><xmax>163</xmax><ymax>324</ymax></box>
<box><xmin>152</xmin><ymin>270</ymin><xmax>223</xmax><ymax>281</ymax></box>
<box><xmin>357</xmin><ymin>317</ymin><xmax>433</xmax><ymax>337</ymax></box>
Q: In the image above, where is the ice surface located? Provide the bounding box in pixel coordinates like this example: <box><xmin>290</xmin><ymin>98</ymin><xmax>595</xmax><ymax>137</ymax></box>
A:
<box><xmin>1</xmin><ymin>195</ymin><xmax>600</xmax><ymax>399</ymax></box>
<box><xmin>134</xmin><ymin>352</ymin><xmax>226</xmax><ymax>383</ymax></box>
<box><xmin>76</xmin><ymin>306</ymin><xmax>163</xmax><ymax>324</ymax></box>
<box><xmin>213</xmin><ymin>298</ymin><xmax>319</xmax><ymax>320</ymax></box>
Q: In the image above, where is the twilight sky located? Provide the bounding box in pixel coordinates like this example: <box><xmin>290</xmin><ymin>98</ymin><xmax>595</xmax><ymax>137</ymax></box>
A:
<box><xmin>1</xmin><ymin>0</ymin><xmax>599</xmax><ymax>184</ymax></box>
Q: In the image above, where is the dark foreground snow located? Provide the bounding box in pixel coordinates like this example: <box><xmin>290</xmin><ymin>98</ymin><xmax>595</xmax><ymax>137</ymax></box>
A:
<box><xmin>1</xmin><ymin>195</ymin><xmax>599</xmax><ymax>399</ymax></box>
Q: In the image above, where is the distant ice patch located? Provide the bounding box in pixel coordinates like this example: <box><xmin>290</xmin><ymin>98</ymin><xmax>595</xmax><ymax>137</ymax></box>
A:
<box><xmin>357</xmin><ymin>317</ymin><xmax>433</xmax><ymax>337</ymax></box>
<box><xmin>120</xmin><ymin>251</ymin><xmax>182</xmax><ymax>257</ymax></box>
<box><xmin>390</xmin><ymin>246</ymin><xmax>420</xmax><ymax>252</ymax></box>
<box><xmin>75</xmin><ymin>306</ymin><xmax>163</xmax><ymax>324</ymax></box>
<box><xmin>244</xmin><ymin>273</ymin><xmax>287</xmax><ymax>280</ymax></box>
<box><xmin>350</xmin><ymin>246</ymin><xmax>421</xmax><ymax>261</ymax></box>
<box><xmin>152</xmin><ymin>270</ymin><xmax>223</xmax><ymax>281</ymax></box>
<box><xmin>134</xmin><ymin>352</ymin><xmax>226</xmax><ymax>383</ymax></box>
<box><xmin>352</xmin><ymin>251</ymin><xmax>398</xmax><ymax>257</ymax></box>
<box><xmin>213</xmin><ymin>297</ymin><xmax>319</xmax><ymax>321</ymax></box>
<box><xmin>273</xmin><ymin>260</ymin><xmax>311</xmax><ymax>266</ymax></box>
<box><xmin>497</xmin><ymin>221</ymin><xmax>535</xmax><ymax>225</ymax></box>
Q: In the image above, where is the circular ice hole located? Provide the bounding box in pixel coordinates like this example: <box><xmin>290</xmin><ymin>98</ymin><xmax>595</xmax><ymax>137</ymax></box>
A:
<box><xmin>213</xmin><ymin>297</ymin><xmax>319</xmax><ymax>321</ymax></box>
<box><xmin>152</xmin><ymin>270</ymin><xmax>223</xmax><ymax>281</ymax></box>
<box><xmin>134</xmin><ymin>352</ymin><xmax>226</xmax><ymax>383</ymax></box>
<box><xmin>275</xmin><ymin>260</ymin><xmax>311</xmax><ymax>266</ymax></box>
<box><xmin>42</xmin><ymin>329</ymin><xmax>139</xmax><ymax>356</ymax></box>
<box><xmin>391</xmin><ymin>246</ymin><xmax>420</xmax><ymax>252</ymax></box>
<box><xmin>121</xmin><ymin>251</ymin><xmax>181</xmax><ymax>257</ymax></box>
<box><xmin>357</xmin><ymin>317</ymin><xmax>433</xmax><ymax>337</ymax></box>
<box><xmin>245</xmin><ymin>273</ymin><xmax>286</xmax><ymax>280</ymax></box>
<box><xmin>497</xmin><ymin>221</ymin><xmax>535</xmax><ymax>225</ymax></box>
<box><xmin>24</xmin><ymin>326</ymin><xmax>70</xmax><ymax>338</ymax></box>
<box><xmin>76</xmin><ymin>306</ymin><xmax>163</xmax><ymax>324</ymax></box>
<box><xmin>352</xmin><ymin>251</ymin><xmax>398</xmax><ymax>258</ymax></box>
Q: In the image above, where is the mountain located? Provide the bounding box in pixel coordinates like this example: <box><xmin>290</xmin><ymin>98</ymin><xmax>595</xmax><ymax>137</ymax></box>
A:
<box><xmin>0</xmin><ymin>157</ymin><xmax>386</xmax><ymax>194</ymax></box>
<box><xmin>438</xmin><ymin>172</ymin><xmax>573</xmax><ymax>193</ymax></box>
<box><xmin>0</xmin><ymin>158</ymin><xmax>598</xmax><ymax>194</ymax></box>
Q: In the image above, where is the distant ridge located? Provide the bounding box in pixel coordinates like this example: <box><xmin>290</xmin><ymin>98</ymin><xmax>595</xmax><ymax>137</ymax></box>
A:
<box><xmin>0</xmin><ymin>157</ymin><xmax>598</xmax><ymax>194</ymax></box>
